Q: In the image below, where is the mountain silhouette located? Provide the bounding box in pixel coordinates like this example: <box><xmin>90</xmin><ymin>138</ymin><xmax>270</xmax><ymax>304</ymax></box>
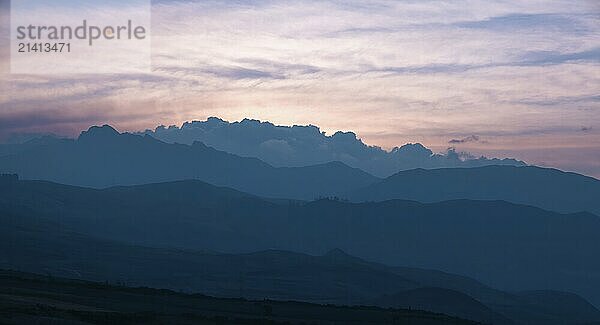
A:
<box><xmin>138</xmin><ymin>117</ymin><xmax>525</xmax><ymax>177</ymax></box>
<box><xmin>2</xmin><ymin>176</ymin><xmax>600</xmax><ymax>309</ymax></box>
<box><xmin>2</xmin><ymin>210</ymin><xmax>598</xmax><ymax>325</ymax></box>
<box><xmin>0</xmin><ymin>125</ymin><xmax>377</xmax><ymax>199</ymax></box>
<box><xmin>348</xmin><ymin>165</ymin><xmax>600</xmax><ymax>215</ymax></box>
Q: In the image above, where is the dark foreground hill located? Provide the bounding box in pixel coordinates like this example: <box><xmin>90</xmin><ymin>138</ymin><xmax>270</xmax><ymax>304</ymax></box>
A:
<box><xmin>0</xmin><ymin>270</ymin><xmax>478</xmax><ymax>325</ymax></box>
<box><xmin>372</xmin><ymin>287</ymin><xmax>510</xmax><ymax>324</ymax></box>
<box><xmin>0</xmin><ymin>125</ymin><xmax>377</xmax><ymax>199</ymax></box>
<box><xmin>348</xmin><ymin>165</ymin><xmax>600</xmax><ymax>215</ymax></box>
<box><xmin>2</xmin><ymin>213</ymin><xmax>599</xmax><ymax>325</ymax></box>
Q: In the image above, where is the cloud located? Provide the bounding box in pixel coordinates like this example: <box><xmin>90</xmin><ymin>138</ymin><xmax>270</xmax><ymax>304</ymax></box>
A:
<box><xmin>168</xmin><ymin>66</ymin><xmax>282</xmax><ymax>80</ymax></box>
<box><xmin>449</xmin><ymin>135</ymin><xmax>486</xmax><ymax>144</ymax></box>
<box><xmin>138</xmin><ymin>117</ymin><xmax>524</xmax><ymax>177</ymax></box>
<box><xmin>513</xmin><ymin>94</ymin><xmax>600</xmax><ymax>107</ymax></box>
<box><xmin>155</xmin><ymin>60</ymin><xmax>321</xmax><ymax>81</ymax></box>
<box><xmin>454</xmin><ymin>13</ymin><xmax>589</xmax><ymax>33</ymax></box>
<box><xmin>368</xmin><ymin>47</ymin><xmax>600</xmax><ymax>76</ymax></box>
<box><xmin>516</xmin><ymin>48</ymin><xmax>600</xmax><ymax>66</ymax></box>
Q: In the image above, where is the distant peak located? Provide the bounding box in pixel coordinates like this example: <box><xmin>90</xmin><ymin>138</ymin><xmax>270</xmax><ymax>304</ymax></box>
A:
<box><xmin>323</xmin><ymin>248</ymin><xmax>353</xmax><ymax>259</ymax></box>
<box><xmin>323</xmin><ymin>161</ymin><xmax>346</xmax><ymax>167</ymax></box>
<box><xmin>78</xmin><ymin>125</ymin><xmax>120</xmax><ymax>140</ymax></box>
<box><xmin>322</xmin><ymin>248</ymin><xmax>366</xmax><ymax>264</ymax></box>
<box><xmin>191</xmin><ymin>141</ymin><xmax>209</xmax><ymax>148</ymax></box>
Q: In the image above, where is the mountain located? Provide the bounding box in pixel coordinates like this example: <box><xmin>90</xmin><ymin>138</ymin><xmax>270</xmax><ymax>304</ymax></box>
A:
<box><xmin>0</xmin><ymin>125</ymin><xmax>378</xmax><ymax>199</ymax></box>
<box><xmin>2</xmin><ymin>176</ymin><xmax>600</xmax><ymax>309</ymax></box>
<box><xmin>2</xmin><ymin>212</ymin><xmax>598</xmax><ymax>325</ymax></box>
<box><xmin>137</xmin><ymin>117</ymin><xmax>525</xmax><ymax>177</ymax></box>
<box><xmin>0</xmin><ymin>270</ymin><xmax>478</xmax><ymax>325</ymax></box>
<box><xmin>348</xmin><ymin>165</ymin><xmax>600</xmax><ymax>215</ymax></box>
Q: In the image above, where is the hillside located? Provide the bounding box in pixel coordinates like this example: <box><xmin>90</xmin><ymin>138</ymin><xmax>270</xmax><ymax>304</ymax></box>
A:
<box><xmin>348</xmin><ymin>165</ymin><xmax>600</xmax><ymax>214</ymax></box>
<box><xmin>0</xmin><ymin>270</ymin><xmax>477</xmax><ymax>325</ymax></box>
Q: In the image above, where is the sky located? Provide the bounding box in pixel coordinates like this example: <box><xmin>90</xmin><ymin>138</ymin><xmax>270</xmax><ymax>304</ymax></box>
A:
<box><xmin>0</xmin><ymin>0</ymin><xmax>599</xmax><ymax>177</ymax></box>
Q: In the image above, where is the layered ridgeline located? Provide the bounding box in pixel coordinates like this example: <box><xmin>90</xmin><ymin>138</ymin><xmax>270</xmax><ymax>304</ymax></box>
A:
<box><xmin>0</xmin><ymin>125</ymin><xmax>377</xmax><ymax>199</ymax></box>
<box><xmin>2</xmin><ymin>124</ymin><xmax>599</xmax><ymax>215</ymax></box>
<box><xmin>2</xmin><ymin>176</ymin><xmax>600</xmax><ymax>313</ymax></box>
<box><xmin>1</xmin><ymin>198</ymin><xmax>599</xmax><ymax>325</ymax></box>
<box><xmin>138</xmin><ymin>117</ymin><xmax>525</xmax><ymax>177</ymax></box>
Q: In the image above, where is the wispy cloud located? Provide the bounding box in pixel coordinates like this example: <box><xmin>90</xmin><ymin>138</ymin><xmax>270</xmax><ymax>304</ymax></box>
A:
<box><xmin>512</xmin><ymin>94</ymin><xmax>600</xmax><ymax>107</ymax></box>
<box><xmin>454</xmin><ymin>13</ymin><xmax>590</xmax><ymax>33</ymax></box>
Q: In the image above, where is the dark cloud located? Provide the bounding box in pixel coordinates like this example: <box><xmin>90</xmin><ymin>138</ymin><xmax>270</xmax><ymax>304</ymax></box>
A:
<box><xmin>203</xmin><ymin>67</ymin><xmax>284</xmax><ymax>80</ymax></box>
<box><xmin>157</xmin><ymin>60</ymin><xmax>321</xmax><ymax>81</ymax></box>
<box><xmin>0</xmin><ymin>73</ymin><xmax>173</xmax><ymax>112</ymax></box>
<box><xmin>156</xmin><ymin>65</ymin><xmax>284</xmax><ymax>80</ymax></box>
<box><xmin>514</xmin><ymin>94</ymin><xmax>600</xmax><ymax>107</ymax></box>
<box><xmin>0</xmin><ymin>107</ymin><xmax>111</xmax><ymax>141</ymax></box>
<box><xmin>455</xmin><ymin>13</ymin><xmax>589</xmax><ymax>33</ymax></box>
<box><xmin>373</xmin><ymin>63</ymin><xmax>475</xmax><ymax>75</ymax></box>
<box><xmin>449</xmin><ymin>135</ymin><xmax>485</xmax><ymax>144</ymax></box>
<box><xmin>516</xmin><ymin>48</ymin><xmax>600</xmax><ymax>66</ymax></box>
<box><xmin>236</xmin><ymin>58</ymin><xmax>321</xmax><ymax>75</ymax></box>
<box><xmin>368</xmin><ymin>47</ymin><xmax>600</xmax><ymax>76</ymax></box>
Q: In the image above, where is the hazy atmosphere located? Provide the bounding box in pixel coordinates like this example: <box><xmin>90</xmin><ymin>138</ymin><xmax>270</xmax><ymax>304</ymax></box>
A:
<box><xmin>2</xmin><ymin>2</ymin><xmax>600</xmax><ymax>324</ymax></box>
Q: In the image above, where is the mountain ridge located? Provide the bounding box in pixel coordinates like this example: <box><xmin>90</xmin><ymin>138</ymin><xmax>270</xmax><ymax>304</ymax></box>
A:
<box><xmin>0</xmin><ymin>125</ymin><xmax>378</xmax><ymax>200</ymax></box>
<box><xmin>348</xmin><ymin>165</ymin><xmax>600</xmax><ymax>214</ymax></box>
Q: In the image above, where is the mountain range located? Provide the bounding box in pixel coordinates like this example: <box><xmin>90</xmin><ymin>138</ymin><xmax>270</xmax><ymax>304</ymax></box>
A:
<box><xmin>0</xmin><ymin>125</ymin><xmax>376</xmax><ymax>200</ymax></box>
<box><xmin>2</xmin><ymin>122</ymin><xmax>600</xmax><ymax>324</ymax></box>
<box><xmin>2</xmin><ymin>176</ymin><xmax>600</xmax><ymax>312</ymax></box>
<box><xmin>1</xmin><ymin>124</ymin><xmax>599</xmax><ymax>216</ymax></box>
<box><xmin>2</xmin><ymin>201</ymin><xmax>599</xmax><ymax>325</ymax></box>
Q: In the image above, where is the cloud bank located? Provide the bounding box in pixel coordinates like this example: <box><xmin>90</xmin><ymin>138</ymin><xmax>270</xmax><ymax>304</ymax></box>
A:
<box><xmin>140</xmin><ymin>117</ymin><xmax>525</xmax><ymax>177</ymax></box>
